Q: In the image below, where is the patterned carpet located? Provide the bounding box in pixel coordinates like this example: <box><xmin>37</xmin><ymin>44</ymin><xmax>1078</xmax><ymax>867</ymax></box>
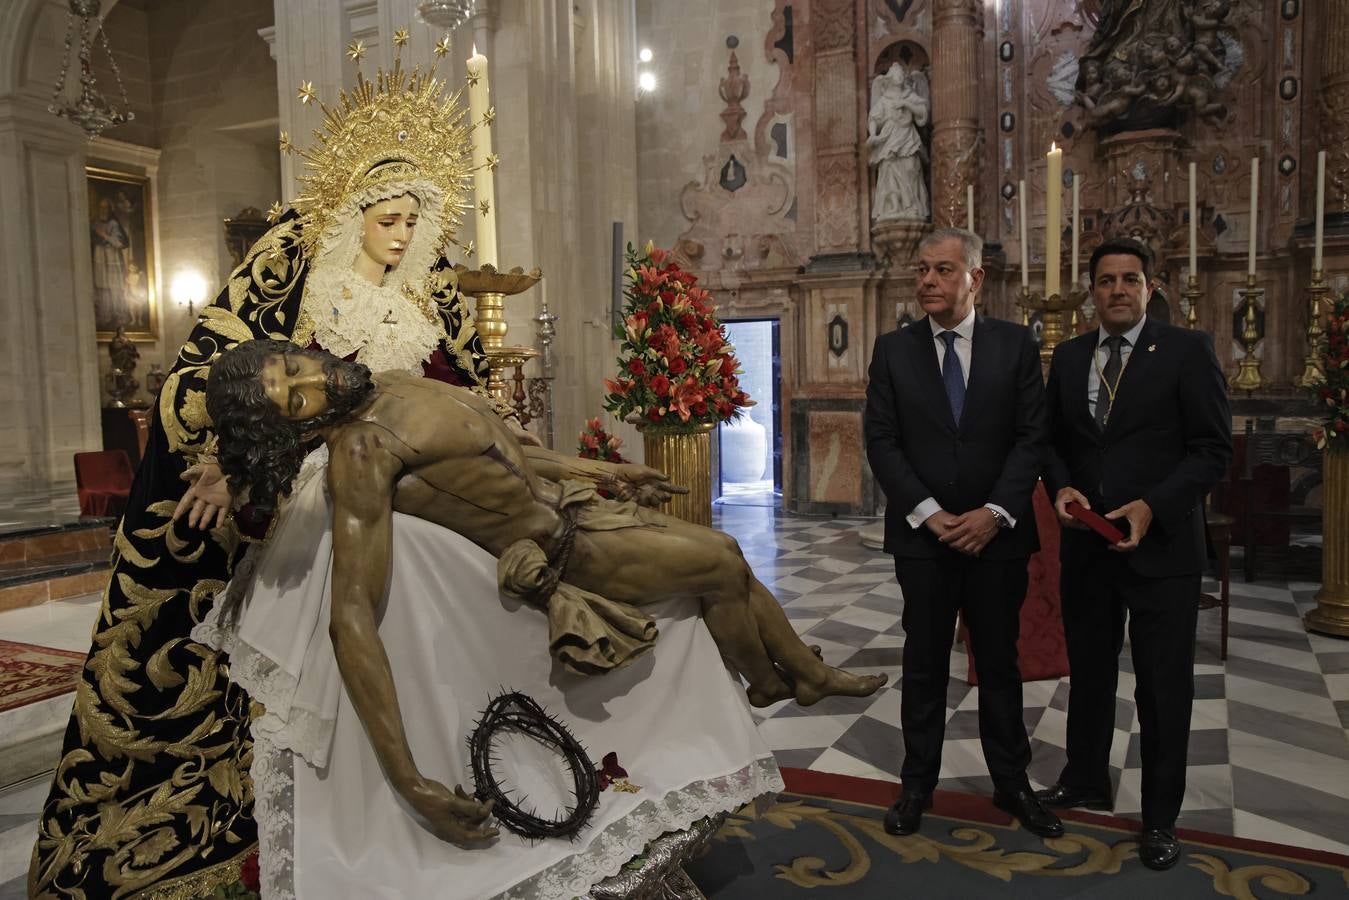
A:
<box><xmin>0</xmin><ymin>640</ymin><xmax>84</xmax><ymax>714</ymax></box>
<box><xmin>688</xmin><ymin>767</ymin><xmax>1349</xmax><ymax>899</ymax></box>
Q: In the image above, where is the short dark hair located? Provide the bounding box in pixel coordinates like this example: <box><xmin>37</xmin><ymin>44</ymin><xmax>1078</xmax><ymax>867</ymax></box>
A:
<box><xmin>1089</xmin><ymin>238</ymin><xmax>1153</xmax><ymax>285</ymax></box>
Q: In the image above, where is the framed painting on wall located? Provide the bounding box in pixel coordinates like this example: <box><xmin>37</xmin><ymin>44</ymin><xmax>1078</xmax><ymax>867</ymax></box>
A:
<box><xmin>87</xmin><ymin>166</ymin><xmax>158</xmax><ymax>341</ymax></box>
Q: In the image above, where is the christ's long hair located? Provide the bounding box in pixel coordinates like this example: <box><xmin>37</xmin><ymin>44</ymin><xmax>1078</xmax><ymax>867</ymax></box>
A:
<box><xmin>206</xmin><ymin>339</ymin><xmax>373</xmax><ymax>515</ymax></box>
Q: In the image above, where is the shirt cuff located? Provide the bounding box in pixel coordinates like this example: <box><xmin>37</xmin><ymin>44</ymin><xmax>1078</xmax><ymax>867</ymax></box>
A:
<box><xmin>906</xmin><ymin>497</ymin><xmax>942</xmax><ymax>529</ymax></box>
<box><xmin>984</xmin><ymin>503</ymin><xmax>1016</xmax><ymax>528</ymax></box>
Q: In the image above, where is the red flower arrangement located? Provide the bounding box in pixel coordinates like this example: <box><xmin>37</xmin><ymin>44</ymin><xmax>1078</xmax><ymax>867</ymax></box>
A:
<box><xmin>1311</xmin><ymin>291</ymin><xmax>1349</xmax><ymax>449</ymax></box>
<box><xmin>578</xmin><ymin>417</ymin><xmax>626</xmax><ymax>463</ymax></box>
<box><xmin>603</xmin><ymin>242</ymin><xmax>751</xmax><ymax>429</ymax></box>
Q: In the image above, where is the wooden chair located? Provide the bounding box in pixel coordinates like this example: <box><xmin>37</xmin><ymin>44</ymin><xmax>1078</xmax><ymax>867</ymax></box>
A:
<box><xmin>1202</xmin><ymin>511</ymin><xmax>1233</xmax><ymax>660</ymax></box>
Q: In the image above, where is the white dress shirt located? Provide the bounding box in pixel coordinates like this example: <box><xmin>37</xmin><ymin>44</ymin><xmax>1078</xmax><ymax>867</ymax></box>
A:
<box><xmin>905</xmin><ymin>308</ymin><xmax>1015</xmax><ymax>530</ymax></box>
<box><xmin>1087</xmin><ymin>317</ymin><xmax>1146</xmax><ymax>422</ymax></box>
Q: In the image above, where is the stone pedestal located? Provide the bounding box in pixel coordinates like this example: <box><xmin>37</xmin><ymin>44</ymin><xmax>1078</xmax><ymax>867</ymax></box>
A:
<box><xmin>1306</xmin><ymin>446</ymin><xmax>1349</xmax><ymax>638</ymax></box>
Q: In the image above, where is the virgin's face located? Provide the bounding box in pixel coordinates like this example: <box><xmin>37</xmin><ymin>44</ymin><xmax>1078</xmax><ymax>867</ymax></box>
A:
<box><xmin>359</xmin><ymin>194</ymin><xmax>420</xmax><ymax>271</ymax></box>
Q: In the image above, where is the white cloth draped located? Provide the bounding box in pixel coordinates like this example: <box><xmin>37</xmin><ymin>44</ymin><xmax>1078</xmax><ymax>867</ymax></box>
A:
<box><xmin>194</xmin><ymin>448</ymin><xmax>781</xmax><ymax>899</ymax></box>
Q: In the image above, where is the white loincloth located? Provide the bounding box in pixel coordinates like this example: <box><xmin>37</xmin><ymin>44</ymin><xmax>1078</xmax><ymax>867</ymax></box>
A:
<box><xmin>194</xmin><ymin>447</ymin><xmax>781</xmax><ymax>900</ymax></box>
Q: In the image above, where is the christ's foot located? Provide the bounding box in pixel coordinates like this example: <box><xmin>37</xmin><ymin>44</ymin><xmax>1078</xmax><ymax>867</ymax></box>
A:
<box><xmin>747</xmin><ymin>680</ymin><xmax>795</xmax><ymax>708</ymax></box>
<box><xmin>793</xmin><ymin>668</ymin><xmax>887</xmax><ymax>707</ymax></box>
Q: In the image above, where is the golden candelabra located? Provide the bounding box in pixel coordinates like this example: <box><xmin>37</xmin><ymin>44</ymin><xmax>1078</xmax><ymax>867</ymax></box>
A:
<box><xmin>1182</xmin><ymin>274</ymin><xmax>1203</xmax><ymax>330</ymax></box>
<box><xmin>1293</xmin><ymin>269</ymin><xmax>1329</xmax><ymax>389</ymax></box>
<box><xmin>1018</xmin><ymin>287</ymin><xmax>1089</xmax><ymax>369</ymax></box>
<box><xmin>455</xmin><ymin>264</ymin><xmax>543</xmax><ymax>411</ymax></box>
<box><xmin>1229</xmin><ymin>273</ymin><xmax>1270</xmax><ymax>393</ymax></box>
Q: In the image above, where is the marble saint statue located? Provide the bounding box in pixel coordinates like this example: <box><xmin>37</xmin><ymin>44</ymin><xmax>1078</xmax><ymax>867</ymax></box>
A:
<box><xmin>867</xmin><ymin>63</ymin><xmax>931</xmax><ymax>222</ymax></box>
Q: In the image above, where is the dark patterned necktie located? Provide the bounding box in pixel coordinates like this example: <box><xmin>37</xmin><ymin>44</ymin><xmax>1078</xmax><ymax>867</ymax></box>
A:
<box><xmin>1095</xmin><ymin>335</ymin><xmax>1124</xmax><ymax>429</ymax></box>
<box><xmin>940</xmin><ymin>330</ymin><xmax>965</xmax><ymax>424</ymax></box>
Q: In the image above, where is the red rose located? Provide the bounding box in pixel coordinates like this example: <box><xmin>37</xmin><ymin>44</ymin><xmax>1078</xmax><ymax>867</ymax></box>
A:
<box><xmin>240</xmin><ymin>852</ymin><xmax>260</xmax><ymax>892</ymax></box>
<box><xmin>668</xmin><ymin>357</ymin><xmax>688</xmax><ymax>375</ymax></box>
<box><xmin>692</xmin><ymin>400</ymin><xmax>708</xmax><ymax>415</ymax></box>
<box><xmin>720</xmin><ymin>356</ymin><xmax>736</xmax><ymax>377</ymax></box>
<box><xmin>1337</xmin><ymin>420</ymin><xmax>1348</xmax><ymax>433</ymax></box>
<box><xmin>627</xmin><ymin>358</ymin><xmax>646</xmax><ymax>376</ymax></box>
<box><xmin>648</xmin><ymin>406</ymin><xmax>663</xmax><ymax>422</ymax></box>
<box><xmin>650</xmin><ymin>374</ymin><xmax>671</xmax><ymax>396</ymax></box>
<box><xmin>680</xmin><ymin>313</ymin><xmax>699</xmax><ymax>330</ymax></box>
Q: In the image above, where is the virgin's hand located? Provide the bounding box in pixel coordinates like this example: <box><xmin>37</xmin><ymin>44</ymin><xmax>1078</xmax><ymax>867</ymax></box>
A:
<box><xmin>173</xmin><ymin>462</ymin><xmax>232</xmax><ymax>530</ymax></box>
<box><xmin>405</xmin><ymin>779</ymin><xmax>499</xmax><ymax>845</ymax></box>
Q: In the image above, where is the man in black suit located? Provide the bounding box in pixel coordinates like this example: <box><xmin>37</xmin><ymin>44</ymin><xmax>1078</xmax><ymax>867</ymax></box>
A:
<box><xmin>864</xmin><ymin>228</ymin><xmax>1062</xmax><ymax>839</ymax></box>
<box><xmin>1036</xmin><ymin>238</ymin><xmax>1231</xmax><ymax>870</ymax></box>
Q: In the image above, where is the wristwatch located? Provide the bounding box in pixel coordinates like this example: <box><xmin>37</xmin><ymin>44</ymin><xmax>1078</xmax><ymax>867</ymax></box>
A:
<box><xmin>989</xmin><ymin>508</ymin><xmax>1009</xmax><ymax>529</ymax></box>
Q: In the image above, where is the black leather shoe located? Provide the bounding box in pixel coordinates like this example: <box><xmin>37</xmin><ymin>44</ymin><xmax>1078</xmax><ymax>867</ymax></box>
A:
<box><xmin>883</xmin><ymin>790</ymin><xmax>932</xmax><ymax>836</ymax></box>
<box><xmin>1139</xmin><ymin>827</ymin><xmax>1181</xmax><ymax>870</ymax></box>
<box><xmin>1035</xmin><ymin>781</ymin><xmax>1112</xmax><ymax>811</ymax></box>
<box><xmin>993</xmin><ymin>788</ymin><xmax>1065</xmax><ymax>838</ymax></box>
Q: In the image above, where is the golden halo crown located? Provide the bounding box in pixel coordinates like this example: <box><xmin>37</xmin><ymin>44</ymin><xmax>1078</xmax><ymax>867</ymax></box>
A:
<box><xmin>285</xmin><ymin>55</ymin><xmax>474</xmax><ymax>261</ymax></box>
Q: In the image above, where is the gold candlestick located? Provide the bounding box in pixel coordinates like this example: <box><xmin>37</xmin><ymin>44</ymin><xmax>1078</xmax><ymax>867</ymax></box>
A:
<box><xmin>1018</xmin><ymin>286</ymin><xmax>1089</xmax><ymax>370</ymax></box>
<box><xmin>1293</xmin><ymin>269</ymin><xmax>1328</xmax><ymax>388</ymax></box>
<box><xmin>1229</xmin><ymin>273</ymin><xmax>1270</xmax><ymax>392</ymax></box>
<box><xmin>1183</xmin><ymin>274</ymin><xmax>1202</xmax><ymax>330</ymax></box>
<box><xmin>454</xmin><ymin>264</ymin><xmax>543</xmax><ymax>403</ymax></box>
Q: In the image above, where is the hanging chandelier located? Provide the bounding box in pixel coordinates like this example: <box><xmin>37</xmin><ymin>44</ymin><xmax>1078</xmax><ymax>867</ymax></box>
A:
<box><xmin>48</xmin><ymin>0</ymin><xmax>134</xmax><ymax>139</ymax></box>
<box><xmin>415</xmin><ymin>0</ymin><xmax>478</xmax><ymax>31</ymax></box>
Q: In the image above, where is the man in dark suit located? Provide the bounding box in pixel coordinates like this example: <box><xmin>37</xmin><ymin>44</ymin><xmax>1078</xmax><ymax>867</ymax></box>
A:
<box><xmin>864</xmin><ymin>228</ymin><xmax>1062</xmax><ymax>838</ymax></box>
<box><xmin>1036</xmin><ymin>237</ymin><xmax>1231</xmax><ymax>870</ymax></box>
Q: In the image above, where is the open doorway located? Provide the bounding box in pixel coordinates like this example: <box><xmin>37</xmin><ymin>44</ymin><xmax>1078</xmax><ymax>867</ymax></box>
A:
<box><xmin>717</xmin><ymin>319</ymin><xmax>782</xmax><ymax>507</ymax></box>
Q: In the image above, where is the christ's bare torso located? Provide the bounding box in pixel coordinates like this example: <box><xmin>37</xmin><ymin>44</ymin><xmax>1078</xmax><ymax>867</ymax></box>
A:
<box><xmin>329</xmin><ymin>372</ymin><xmax>563</xmax><ymax>557</ymax></box>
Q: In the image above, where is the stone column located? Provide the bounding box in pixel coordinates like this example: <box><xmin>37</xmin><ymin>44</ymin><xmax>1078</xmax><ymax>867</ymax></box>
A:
<box><xmin>810</xmin><ymin>0</ymin><xmax>862</xmax><ymax>255</ymax></box>
<box><xmin>1320</xmin><ymin>1</ymin><xmax>1349</xmax><ymax>218</ymax></box>
<box><xmin>930</xmin><ymin>0</ymin><xmax>982</xmax><ymax>230</ymax></box>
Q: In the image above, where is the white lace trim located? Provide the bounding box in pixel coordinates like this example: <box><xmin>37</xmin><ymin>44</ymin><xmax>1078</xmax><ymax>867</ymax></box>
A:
<box><xmin>307</xmin><ymin>272</ymin><xmax>443</xmax><ymax>374</ymax></box>
<box><xmin>248</xmin><ymin>727</ymin><xmax>779</xmax><ymax>900</ymax></box>
<box><xmin>497</xmin><ymin>757</ymin><xmax>783</xmax><ymax>900</ymax></box>
<box><xmin>300</xmin><ymin>177</ymin><xmax>448</xmax><ymax>373</ymax></box>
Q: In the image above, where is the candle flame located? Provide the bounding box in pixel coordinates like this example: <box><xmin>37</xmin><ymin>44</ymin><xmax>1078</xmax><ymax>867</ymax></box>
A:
<box><xmin>471</xmin><ymin>43</ymin><xmax>478</xmax><ymax>57</ymax></box>
<box><xmin>1050</xmin><ymin>142</ymin><xmax>1057</xmax><ymax>152</ymax></box>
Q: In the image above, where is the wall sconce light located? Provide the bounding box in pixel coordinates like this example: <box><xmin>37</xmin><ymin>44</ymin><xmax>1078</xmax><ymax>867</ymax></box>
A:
<box><xmin>171</xmin><ymin>270</ymin><xmax>207</xmax><ymax>320</ymax></box>
<box><xmin>638</xmin><ymin>71</ymin><xmax>657</xmax><ymax>93</ymax></box>
<box><xmin>639</xmin><ymin>48</ymin><xmax>653</xmax><ymax>62</ymax></box>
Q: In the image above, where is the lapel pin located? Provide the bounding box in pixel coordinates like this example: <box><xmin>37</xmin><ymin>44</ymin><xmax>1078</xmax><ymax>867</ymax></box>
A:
<box><xmin>1147</xmin><ymin>344</ymin><xmax>1156</xmax><ymax>352</ymax></box>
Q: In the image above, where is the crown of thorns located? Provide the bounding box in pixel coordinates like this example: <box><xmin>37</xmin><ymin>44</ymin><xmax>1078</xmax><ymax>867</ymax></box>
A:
<box><xmin>467</xmin><ymin>690</ymin><xmax>600</xmax><ymax>840</ymax></box>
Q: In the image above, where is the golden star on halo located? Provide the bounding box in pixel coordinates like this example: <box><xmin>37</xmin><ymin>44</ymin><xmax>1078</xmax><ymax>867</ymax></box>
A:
<box><xmin>478</xmin><ymin>199</ymin><xmax>491</xmax><ymax>217</ymax></box>
<box><xmin>486</xmin><ymin>153</ymin><xmax>500</xmax><ymax>172</ymax></box>
<box><xmin>278</xmin><ymin>131</ymin><xmax>294</xmax><ymax>153</ymax></box>
<box><xmin>393</xmin><ymin>28</ymin><xmax>410</xmax><ymax>48</ymax></box>
<box><xmin>482</xmin><ymin>106</ymin><xmax>496</xmax><ymax>126</ymax></box>
<box><xmin>266</xmin><ymin>201</ymin><xmax>284</xmax><ymax>223</ymax></box>
<box><xmin>434</xmin><ymin>35</ymin><xmax>452</xmax><ymax>58</ymax></box>
<box><xmin>346</xmin><ymin>40</ymin><xmax>366</xmax><ymax>62</ymax></box>
<box><xmin>463</xmin><ymin>240</ymin><xmax>476</xmax><ymax>258</ymax></box>
<box><xmin>297</xmin><ymin>81</ymin><xmax>316</xmax><ymax>104</ymax></box>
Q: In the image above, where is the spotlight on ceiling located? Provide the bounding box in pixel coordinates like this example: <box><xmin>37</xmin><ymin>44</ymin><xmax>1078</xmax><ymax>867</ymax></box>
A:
<box><xmin>638</xmin><ymin>71</ymin><xmax>657</xmax><ymax>93</ymax></box>
<box><xmin>638</xmin><ymin>48</ymin><xmax>653</xmax><ymax>63</ymax></box>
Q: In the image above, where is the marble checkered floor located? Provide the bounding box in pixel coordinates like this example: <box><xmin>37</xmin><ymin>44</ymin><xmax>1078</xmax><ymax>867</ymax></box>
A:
<box><xmin>2</xmin><ymin>507</ymin><xmax>1348</xmax><ymax>897</ymax></box>
<box><xmin>717</xmin><ymin>503</ymin><xmax>1349</xmax><ymax>857</ymax></box>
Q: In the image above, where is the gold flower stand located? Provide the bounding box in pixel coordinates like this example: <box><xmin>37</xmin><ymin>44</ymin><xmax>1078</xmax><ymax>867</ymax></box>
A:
<box><xmin>640</xmin><ymin>422</ymin><xmax>715</xmax><ymax>527</ymax></box>
<box><xmin>1306</xmin><ymin>446</ymin><xmax>1349</xmax><ymax>638</ymax></box>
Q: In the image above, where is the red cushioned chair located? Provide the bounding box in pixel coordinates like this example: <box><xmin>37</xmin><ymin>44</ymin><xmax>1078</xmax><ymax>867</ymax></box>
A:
<box><xmin>74</xmin><ymin>450</ymin><xmax>134</xmax><ymax>518</ymax></box>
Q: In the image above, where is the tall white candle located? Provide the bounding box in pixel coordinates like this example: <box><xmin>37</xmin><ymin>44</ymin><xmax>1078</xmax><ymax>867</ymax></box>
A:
<box><xmin>1247</xmin><ymin>156</ymin><xmax>1259</xmax><ymax>276</ymax></box>
<box><xmin>466</xmin><ymin>45</ymin><xmax>498</xmax><ymax>268</ymax></box>
<box><xmin>1019</xmin><ymin>179</ymin><xmax>1029</xmax><ymax>288</ymax></box>
<box><xmin>1045</xmin><ymin>144</ymin><xmax>1062</xmax><ymax>298</ymax></box>
<box><xmin>1071</xmin><ymin>173</ymin><xmax>1081</xmax><ymax>286</ymax></box>
<box><xmin>966</xmin><ymin>183</ymin><xmax>975</xmax><ymax>231</ymax></box>
<box><xmin>1188</xmin><ymin>162</ymin><xmax>1198</xmax><ymax>276</ymax></box>
<box><xmin>1315</xmin><ymin>149</ymin><xmax>1327</xmax><ymax>272</ymax></box>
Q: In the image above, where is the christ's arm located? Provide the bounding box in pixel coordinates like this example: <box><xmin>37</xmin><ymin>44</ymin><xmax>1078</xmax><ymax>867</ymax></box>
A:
<box><xmin>327</xmin><ymin>426</ymin><xmax>498</xmax><ymax>845</ymax></box>
<box><xmin>519</xmin><ymin>445</ymin><xmax>688</xmax><ymax>506</ymax></box>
